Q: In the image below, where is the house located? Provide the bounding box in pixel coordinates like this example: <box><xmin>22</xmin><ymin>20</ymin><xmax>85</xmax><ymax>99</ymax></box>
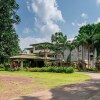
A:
<box><xmin>71</xmin><ymin>45</ymin><xmax>97</xmax><ymax>67</ymax></box>
<box><xmin>24</xmin><ymin>42</ymin><xmax>97</xmax><ymax>66</ymax></box>
<box><xmin>27</xmin><ymin>42</ymin><xmax>55</xmax><ymax>60</ymax></box>
<box><xmin>10</xmin><ymin>42</ymin><xmax>56</xmax><ymax>68</ymax></box>
<box><xmin>10</xmin><ymin>54</ymin><xmax>41</xmax><ymax>69</ymax></box>
<box><xmin>10</xmin><ymin>42</ymin><xmax>97</xmax><ymax>68</ymax></box>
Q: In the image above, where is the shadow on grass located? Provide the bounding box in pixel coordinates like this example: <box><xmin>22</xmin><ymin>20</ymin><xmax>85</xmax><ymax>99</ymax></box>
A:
<box><xmin>50</xmin><ymin>79</ymin><xmax>100</xmax><ymax>100</ymax></box>
<box><xmin>14</xmin><ymin>79</ymin><xmax>100</xmax><ymax>100</ymax></box>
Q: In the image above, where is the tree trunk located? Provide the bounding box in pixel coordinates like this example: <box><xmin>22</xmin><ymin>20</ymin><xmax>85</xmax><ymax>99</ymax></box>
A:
<box><xmin>70</xmin><ymin>51</ymin><xmax>71</xmax><ymax>62</ymax></box>
<box><xmin>82</xmin><ymin>45</ymin><xmax>84</xmax><ymax>61</ymax></box>
<box><xmin>77</xmin><ymin>47</ymin><xmax>79</xmax><ymax>62</ymax></box>
<box><xmin>97</xmin><ymin>47</ymin><xmax>100</xmax><ymax>57</ymax></box>
<box><xmin>62</xmin><ymin>52</ymin><xmax>65</xmax><ymax>66</ymax></box>
<box><xmin>55</xmin><ymin>52</ymin><xmax>58</xmax><ymax>66</ymax></box>
<box><xmin>20</xmin><ymin>59</ymin><xmax>23</xmax><ymax>70</ymax></box>
<box><xmin>88</xmin><ymin>46</ymin><xmax>90</xmax><ymax>68</ymax></box>
<box><xmin>44</xmin><ymin>49</ymin><xmax>47</xmax><ymax>66</ymax></box>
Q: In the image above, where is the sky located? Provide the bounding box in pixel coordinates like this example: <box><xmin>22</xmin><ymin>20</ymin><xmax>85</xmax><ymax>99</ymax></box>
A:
<box><xmin>16</xmin><ymin>0</ymin><xmax>100</xmax><ymax>50</ymax></box>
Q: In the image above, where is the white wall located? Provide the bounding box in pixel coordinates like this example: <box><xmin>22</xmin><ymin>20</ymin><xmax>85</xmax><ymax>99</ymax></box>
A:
<box><xmin>71</xmin><ymin>48</ymin><xmax>78</xmax><ymax>62</ymax></box>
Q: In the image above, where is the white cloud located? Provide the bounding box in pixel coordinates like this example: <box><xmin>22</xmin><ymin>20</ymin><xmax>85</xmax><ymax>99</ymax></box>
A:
<box><xmin>95</xmin><ymin>17</ymin><xmax>100</xmax><ymax>23</ymax></box>
<box><xmin>26</xmin><ymin>1</ymin><xmax>31</xmax><ymax>11</ymax></box>
<box><xmin>31</xmin><ymin>0</ymin><xmax>64</xmax><ymax>35</ymax></box>
<box><xmin>72</xmin><ymin>22</ymin><xmax>75</xmax><ymax>26</ymax></box>
<box><xmin>68</xmin><ymin>38</ymin><xmax>74</xmax><ymax>41</ymax></box>
<box><xmin>81</xmin><ymin>13</ymin><xmax>88</xmax><ymax>19</ymax></box>
<box><xmin>77</xmin><ymin>21</ymin><xmax>87</xmax><ymax>27</ymax></box>
<box><xmin>72</xmin><ymin>21</ymin><xmax>87</xmax><ymax>27</ymax></box>
<box><xmin>19</xmin><ymin>36</ymin><xmax>50</xmax><ymax>50</ymax></box>
<box><xmin>97</xmin><ymin>0</ymin><xmax>100</xmax><ymax>5</ymax></box>
<box><xmin>22</xmin><ymin>28</ymin><xmax>32</xmax><ymax>34</ymax></box>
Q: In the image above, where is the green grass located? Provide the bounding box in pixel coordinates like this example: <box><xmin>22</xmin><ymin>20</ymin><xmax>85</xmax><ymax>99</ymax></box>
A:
<box><xmin>0</xmin><ymin>71</ymin><xmax>91</xmax><ymax>89</ymax></box>
<box><xmin>0</xmin><ymin>71</ymin><xmax>91</xmax><ymax>98</ymax></box>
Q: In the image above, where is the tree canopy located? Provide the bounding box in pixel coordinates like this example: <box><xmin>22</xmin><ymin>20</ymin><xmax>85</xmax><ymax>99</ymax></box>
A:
<box><xmin>74</xmin><ymin>23</ymin><xmax>100</xmax><ymax>67</ymax></box>
<box><xmin>51</xmin><ymin>32</ymin><xmax>68</xmax><ymax>61</ymax></box>
<box><xmin>0</xmin><ymin>0</ymin><xmax>20</xmax><ymax>63</ymax></box>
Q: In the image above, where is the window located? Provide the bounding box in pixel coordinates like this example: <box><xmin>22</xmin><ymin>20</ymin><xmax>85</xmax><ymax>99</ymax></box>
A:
<box><xmin>35</xmin><ymin>46</ymin><xmax>43</xmax><ymax>50</ymax></box>
<box><xmin>90</xmin><ymin>55</ymin><xmax>93</xmax><ymax>60</ymax></box>
<box><xmin>30</xmin><ymin>50</ymin><xmax>33</xmax><ymax>53</ymax></box>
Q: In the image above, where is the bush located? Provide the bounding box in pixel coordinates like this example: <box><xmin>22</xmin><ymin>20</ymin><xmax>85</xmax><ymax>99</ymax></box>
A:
<box><xmin>0</xmin><ymin>63</ymin><xmax>10</xmax><ymax>71</ymax></box>
<box><xmin>95</xmin><ymin>60</ymin><xmax>100</xmax><ymax>70</ymax></box>
<box><xmin>0</xmin><ymin>63</ymin><xmax>21</xmax><ymax>71</ymax></box>
<box><xmin>65</xmin><ymin>67</ymin><xmax>74</xmax><ymax>73</ymax></box>
<box><xmin>0</xmin><ymin>64</ymin><xmax>5</xmax><ymax>71</ymax></box>
<box><xmin>29</xmin><ymin>66</ymin><xmax>74</xmax><ymax>73</ymax></box>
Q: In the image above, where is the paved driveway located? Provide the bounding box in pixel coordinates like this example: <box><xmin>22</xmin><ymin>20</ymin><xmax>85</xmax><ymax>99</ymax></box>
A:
<box><xmin>12</xmin><ymin>72</ymin><xmax>100</xmax><ymax>100</ymax></box>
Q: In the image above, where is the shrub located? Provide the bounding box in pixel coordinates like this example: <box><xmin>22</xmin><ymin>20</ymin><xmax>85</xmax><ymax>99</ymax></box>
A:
<box><xmin>29</xmin><ymin>66</ymin><xmax>74</xmax><ymax>73</ymax></box>
<box><xmin>65</xmin><ymin>67</ymin><xmax>74</xmax><ymax>73</ymax></box>
<box><xmin>86</xmin><ymin>68</ymin><xmax>98</xmax><ymax>72</ymax></box>
<box><xmin>0</xmin><ymin>64</ymin><xmax>5</xmax><ymax>71</ymax></box>
<box><xmin>0</xmin><ymin>63</ymin><xmax>11</xmax><ymax>71</ymax></box>
<box><xmin>95</xmin><ymin>60</ymin><xmax>100</xmax><ymax>70</ymax></box>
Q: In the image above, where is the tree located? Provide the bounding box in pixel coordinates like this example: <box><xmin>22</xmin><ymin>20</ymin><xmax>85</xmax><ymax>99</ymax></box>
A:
<box><xmin>39</xmin><ymin>42</ymin><xmax>52</xmax><ymax>63</ymax></box>
<box><xmin>58</xmin><ymin>34</ymin><xmax>69</xmax><ymax>61</ymax></box>
<box><xmin>74</xmin><ymin>33</ymin><xmax>89</xmax><ymax>61</ymax></box>
<box><xmin>93</xmin><ymin>23</ymin><xmax>100</xmax><ymax>57</ymax></box>
<box><xmin>51</xmin><ymin>32</ymin><xmax>68</xmax><ymax>62</ymax></box>
<box><xmin>67</xmin><ymin>40</ymin><xmax>75</xmax><ymax>62</ymax></box>
<box><xmin>78</xmin><ymin>24</ymin><xmax>96</xmax><ymax>67</ymax></box>
<box><xmin>0</xmin><ymin>0</ymin><xmax>20</xmax><ymax>63</ymax></box>
<box><xmin>93</xmin><ymin>34</ymin><xmax>100</xmax><ymax>57</ymax></box>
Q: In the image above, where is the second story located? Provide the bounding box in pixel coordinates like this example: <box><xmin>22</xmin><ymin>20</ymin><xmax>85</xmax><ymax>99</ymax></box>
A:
<box><xmin>27</xmin><ymin>42</ymin><xmax>54</xmax><ymax>54</ymax></box>
<box><xmin>26</xmin><ymin>42</ymin><xmax>55</xmax><ymax>60</ymax></box>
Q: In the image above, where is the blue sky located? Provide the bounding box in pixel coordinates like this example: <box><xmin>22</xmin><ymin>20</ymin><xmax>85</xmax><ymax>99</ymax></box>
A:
<box><xmin>16</xmin><ymin>0</ymin><xmax>100</xmax><ymax>50</ymax></box>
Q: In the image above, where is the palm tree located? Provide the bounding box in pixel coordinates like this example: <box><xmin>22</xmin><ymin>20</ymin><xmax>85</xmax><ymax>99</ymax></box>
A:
<box><xmin>74</xmin><ymin>34</ymin><xmax>85</xmax><ymax>61</ymax></box>
<box><xmin>67</xmin><ymin>40</ymin><xmax>75</xmax><ymax>63</ymax></box>
<box><xmin>59</xmin><ymin>34</ymin><xmax>69</xmax><ymax>61</ymax></box>
<box><xmin>51</xmin><ymin>32</ymin><xmax>69</xmax><ymax>64</ymax></box>
<box><xmin>93</xmin><ymin>23</ymin><xmax>100</xmax><ymax>58</ymax></box>
<box><xmin>39</xmin><ymin>42</ymin><xmax>52</xmax><ymax>65</ymax></box>
<box><xmin>77</xmin><ymin>24</ymin><xmax>96</xmax><ymax>68</ymax></box>
<box><xmin>93</xmin><ymin>33</ymin><xmax>100</xmax><ymax>57</ymax></box>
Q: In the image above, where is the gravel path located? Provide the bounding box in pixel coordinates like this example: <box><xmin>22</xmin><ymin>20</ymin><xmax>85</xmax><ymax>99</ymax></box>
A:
<box><xmin>13</xmin><ymin>72</ymin><xmax>100</xmax><ymax>100</ymax></box>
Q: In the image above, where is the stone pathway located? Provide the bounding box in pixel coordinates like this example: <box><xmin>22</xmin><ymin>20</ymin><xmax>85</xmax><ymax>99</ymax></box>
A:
<box><xmin>78</xmin><ymin>72</ymin><xmax>100</xmax><ymax>79</ymax></box>
<box><xmin>12</xmin><ymin>72</ymin><xmax>100</xmax><ymax>100</ymax></box>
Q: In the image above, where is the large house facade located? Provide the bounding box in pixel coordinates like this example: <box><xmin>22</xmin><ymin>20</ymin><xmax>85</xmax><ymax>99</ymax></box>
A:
<box><xmin>26</xmin><ymin>42</ymin><xmax>55</xmax><ymax>61</ymax></box>
<box><xmin>26</xmin><ymin>42</ymin><xmax>97</xmax><ymax>67</ymax></box>
<box><xmin>10</xmin><ymin>42</ymin><xmax>97</xmax><ymax>68</ymax></box>
<box><xmin>71</xmin><ymin>46</ymin><xmax>97</xmax><ymax>67</ymax></box>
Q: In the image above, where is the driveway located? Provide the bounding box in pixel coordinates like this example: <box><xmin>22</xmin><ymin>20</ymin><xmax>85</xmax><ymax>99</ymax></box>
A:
<box><xmin>12</xmin><ymin>72</ymin><xmax>100</xmax><ymax>100</ymax></box>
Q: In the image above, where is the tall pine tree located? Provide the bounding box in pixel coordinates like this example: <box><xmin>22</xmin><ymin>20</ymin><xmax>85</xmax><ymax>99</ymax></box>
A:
<box><xmin>0</xmin><ymin>0</ymin><xmax>20</xmax><ymax>63</ymax></box>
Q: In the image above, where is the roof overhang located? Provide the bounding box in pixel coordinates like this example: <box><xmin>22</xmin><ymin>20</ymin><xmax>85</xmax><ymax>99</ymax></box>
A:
<box><xmin>10</xmin><ymin>54</ymin><xmax>39</xmax><ymax>59</ymax></box>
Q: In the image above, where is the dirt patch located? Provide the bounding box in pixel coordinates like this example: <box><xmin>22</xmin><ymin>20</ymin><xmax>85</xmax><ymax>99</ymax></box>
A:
<box><xmin>12</xmin><ymin>72</ymin><xmax>100</xmax><ymax>100</ymax></box>
<box><xmin>13</xmin><ymin>79</ymin><xmax>100</xmax><ymax>100</ymax></box>
<box><xmin>0</xmin><ymin>75</ymin><xmax>32</xmax><ymax>84</ymax></box>
<box><xmin>0</xmin><ymin>75</ymin><xmax>44</xmax><ymax>100</ymax></box>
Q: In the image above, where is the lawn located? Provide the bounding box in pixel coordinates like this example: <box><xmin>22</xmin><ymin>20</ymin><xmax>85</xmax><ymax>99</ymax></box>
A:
<box><xmin>0</xmin><ymin>71</ymin><xmax>91</xmax><ymax>88</ymax></box>
<box><xmin>0</xmin><ymin>71</ymin><xmax>91</xmax><ymax>99</ymax></box>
